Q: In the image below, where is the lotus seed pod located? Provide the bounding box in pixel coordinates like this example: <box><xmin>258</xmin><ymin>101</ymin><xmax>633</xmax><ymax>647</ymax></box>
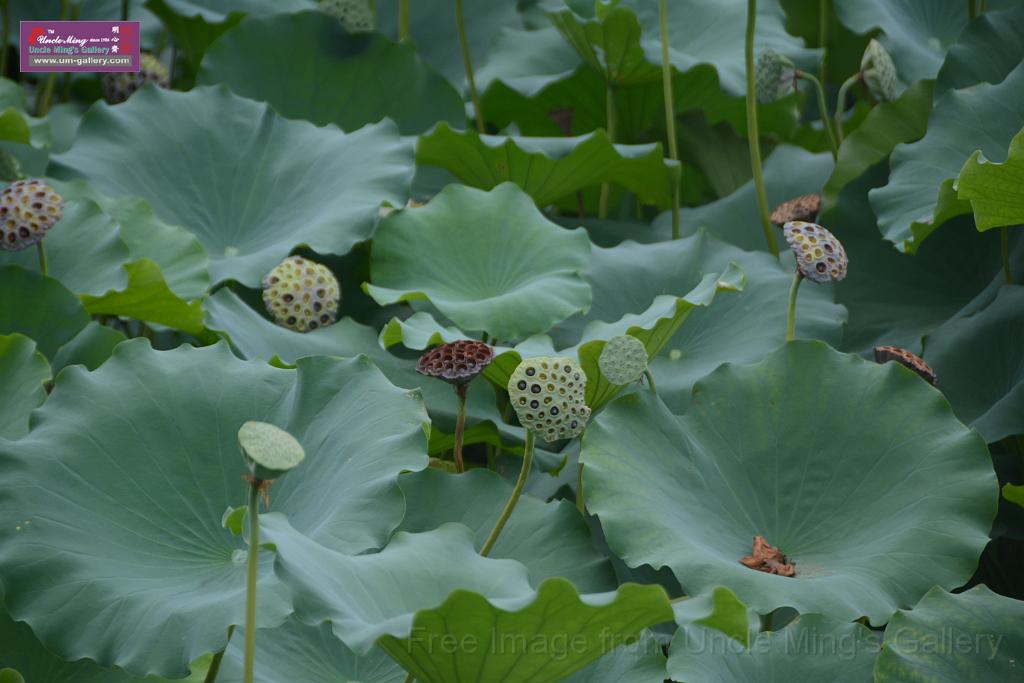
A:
<box><xmin>874</xmin><ymin>345</ymin><xmax>938</xmax><ymax>386</ymax></box>
<box><xmin>755</xmin><ymin>49</ymin><xmax>796</xmax><ymax>104</ymax></box>
<box><xmin>238</xmin><ymin>421</ymin><xmax>305</xmax><ymax>480</ymax></box>
<box><xmin>416</xmin><ymin>340</ymin><xmax>494</xmax><ymax>385</ymax></box>
<box><xmin>508</xmin><ymin>356</ymin><xmax>591</xmax><ymax>443</ymax></box>
<box><xmin>101</xmin><ymin>53</ymin><xmax>170</xmax><ymax>104</ymax></box>
<box><xmin>598</xmin><ymin>335</ymin><xmax>648</xmax><ymax>385</ymax></box>
<box><xmin>771</xmin><ymin>193</ymin><xmax>821</xmax><ymax>226</ymax></box>
<box><xmin>0</xmin><ymin>150</ymin><xmax>23</xmax><ymax>183</ymax></box>
<box><xmin>319</xmin><ymin>0</ymin><xmax>375</xmax><ymax>33</ymax></box>
<box><xmin>783</xmin><ymin>221</ymin><xmax>848</xmax><ymax>284</ymax></box>
<box><xmin>0</xmin><ymin>179</ymin><xmax>64</xmax><ymax>252</ymax></box>
<box><xmin>861</xmin><ymin>39</ymin><xmax>897</xmax><ymax>101</ymax></box>
<box><xmin>262</xmin><ymin>255</ymin><xmax>341</xmax><ymax>332</ymax></box>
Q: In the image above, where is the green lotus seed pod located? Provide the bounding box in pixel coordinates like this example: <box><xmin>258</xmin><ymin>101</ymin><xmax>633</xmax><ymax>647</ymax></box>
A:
<box><xmin>238</xmin><ymin>421</ymin><xmax>305</xmax><ymax>480</ymax></box>
<box><xmin>0</xmin><ymin>150</ymin><xmax>23</xmax><ymax>183</ymax></box>
<box><xmin>783</xmin><ymin>221</ymin><xmax>848</xmax><ymax>284</ymax></box>
<box><xmin>319</xmin><ymin>0</ymin><xmax>375</xmax><ymax>33</ymax></box>
<box><xmin>508</xmin><ymin>356</ymin><xmax>591</xmax><ymax>442</ymax></box>
<box><xmin>861</xmin><ymin>39</ymin><xmax>897</xmax><ymax>101</ymax></box>
<box><xmin>101</xmin><ymin>53</ymin><xmax>170</xmax><ymax>104</ymax></box>
<box><xmin>598</xmin><ymin>335</ymin><xmax>648</xmax><ymax>385</ymax></box>
<box><xmin>755</xmin><ymin>49</ymin><xmax>795</xmax><ymax>104</ymax></box>
<box><xmin>0</xmin><ymin>179</ymin><xmax>64</xmax><ymax>252</ymax></box>
<box><xmin>262</xmin><ymin>255</ymin><xmax>341</xmax><ymax>333</ymax></box>
<box><xmin>0</xmin><ymin>669</ymin><xmax>25</xmax><ymax>683</ymax></box>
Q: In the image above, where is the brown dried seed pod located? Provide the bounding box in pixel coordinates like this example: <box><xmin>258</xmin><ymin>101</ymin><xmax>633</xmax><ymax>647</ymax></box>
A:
<box><xmin>262</xmin><ymin>255</ymin><xmax>341</xmax><ymax>333</ymax></box>
<box><xmin>0</xmin><ymin>179</ymin><xmax>64</xmax><ymax>252</ymax></box>
<box><xmin>416</xmin><ymin>340</ymin><xmax>495</xmax><ymax>385</ymax></box>
<box><xmin>783</xmin><ymin>221</ymin><xmax>848</xmax><ymax>284</ymax></box>
<box><xmin>771</xmin><ymin>194</ymin><xmax>821</xmax><ymax>226</ymax></box>
<box><xmin>874</xmin><ymin>346</ymin><xmax>938</xmax><ymax>386</ymax></box>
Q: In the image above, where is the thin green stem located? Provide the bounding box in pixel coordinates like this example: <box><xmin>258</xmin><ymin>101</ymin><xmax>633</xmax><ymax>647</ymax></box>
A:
<box><xmin>659</xmin><ymin>0</ymin><xmax>681</xmax><ymax>239</ymax></box>
<box><xmin>818</xmin><ymin>0</ymin><xmax>828</xmax><ymax>83</ymax></box>
<box><xmin>745</xmin><ymin>0</ymin><xmax>779</xmax><ymax>256</ymax></box>
<box><xmin>1</xmin><ymin>0</ymin><xmax>10</xmax><ymax>79</ymax></box>
<box><xmin>453</xmin><ymin>384</ymin><xmax>467</xmax><ymax>473</ymax></box>
<box><xmin>643</xmin><ymin>369</ymin><xmax>657</xmax><ymax>394</ymax></box>
<box><xmin>786</xmin><ymin>271</ymin><xmax>804</xmax><ymax>341</ymax></box>
<box><xmin>834</xmin><ymin>73</ymin><xmax>859</xmax><ymax>145</ymax></box>
<box><xmin>598</xmin><ymin>84</ymin><xmax>617</xmax><ymax>218</ymax></box>
<box><xmin>37</xmin><ymin>241</ymin><xmax>47</xmax><ymax>276</ymax></box>
<box><xmin>202</xmin><ymin>625</ymin><xmax>234</xmax><ymax>683</ymax></box>
<box><xmin>798</xmin><ymin>71</ymin><xmax>838</xmax><ymax>159</ymax></box>
<box><xmin>1001</xmin><ymin>227</ymin><xmax>1011</xmax><ymax>284</ymax></box>
<box><xmin>454</xmin><ymin>0</ymin><xmax>484</xmax><ymax>134</ymax></box>
<box><xmin>576</xmin><ymin>462</ymin><xmax>585</xmax><ymax>514</ymax></box>
<box><xmin>243</xmin><ymin>483</ymin><xmax>260</xmax><ymax>683</ymax></box>
<box><xmin>968</xmin><ymin>0</ymin><xmax>977</xmax><ymax>20</ymax></box>
<box><xmin>399</xmin><ymin>0</ymin><xmax>410</xmax><ymax>42</ymax></box>
<box><xmin>121</xmin><ymin>0</ymin><xmax>129</xmax><ymax>21</ymax></box>
<box><xmin>480</xmin><ymin>431</ymin><xmax>535</xmax><ymax>556</ymax></box>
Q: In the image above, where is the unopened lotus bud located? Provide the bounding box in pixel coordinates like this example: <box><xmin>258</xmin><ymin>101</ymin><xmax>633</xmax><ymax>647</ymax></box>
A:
<box><xmin>755</xmin><ymin>49</ymin><xmax>796</xmax><ymax>103</ymax></box>
<box><xmin>319</xmin><ymin>0</ymin><xmax>375</xmax><ymax>33</ymax></box>
<box><xmin>0</xmin><ymin>179</ymin><xmax>64</xmax><ymax>252</ymax></box>
<box><xmin>598</xmin><ymin>335</ymin><xmax>648</xmax><ymax>385</ymax></box>
<box><xmin>262</xmin><ymin>255</ymin><xmax>340</xmax><ymax>332</ymax></box>
<box><xmin>861</xmin><ymin>39</ymin><xmax>897</xmax><ymax>101</ymax></box>
<box><xmin>416</xmin><ymin>340</ymin><xmax>494</xmax><ymax>385</ymax></box>
<box><xmin>508</xmin><ymin>356</ymin><xmax>590</xmax><ymax>442</ymax></box>
<box><xmin>783</xmin><ymin>221</ymin><xmax>847</xmax><ymax>283</ymax></box>
<box><xmin>874</xmin><ymin>346</ymin><xmax>937</xmax><ymax>385</ymax></box>
<box><xmin>771</xmin><ymin>194</ymin><xmax>821</xmax><ymax>226</ymax></box>
<box><xmin>101</xmin><ymin>53</ymin><xmax>169</xmax><ymax>104</ymax></box>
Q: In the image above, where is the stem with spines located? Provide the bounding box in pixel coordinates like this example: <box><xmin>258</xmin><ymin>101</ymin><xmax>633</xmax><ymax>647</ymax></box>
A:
<box><xmin>453</xmin><ymin>383</ymin><xmax>467</xmax><ymax>473</ymax></box>
<box><xmin>454</xmin><ymin>0</ymin><xmax>484</xmax><ymax>133</ymax></box>
<box><xmin>243</xmin><ymin>482</ymin><xmax>260</xmax><ymax>683</ymax></box>
<box><xmin>658</xmin><ymin>0</ymin><xmax>680</xmax><ymax>239</ymax></box>
<box><xmin>480</xmin><ymin>431</ymin><xmax>535</xmax><ymax>556</ymax></box>
<box><xmin>745</xmin><ymin>0</ymin><xmax>779</xmax><ymax>256</ymax></box>
<box><xmin>37</xmin><ymin>242</ymin><xmax>47</xmax><ymax>276</ymax></box>
<box><xmin>798</xmin><ymin>71</ymin><xmax>838</xmax><ymax>158</ymax></box>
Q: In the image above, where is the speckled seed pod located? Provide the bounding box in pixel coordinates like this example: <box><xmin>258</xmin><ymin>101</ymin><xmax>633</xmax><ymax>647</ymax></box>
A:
<box><xmin>598</xmin><ymin>335</ymin><xmax>648</xmax><ymax>385</ymax></box>
<box><xmin>770</xmin><ymin>194</ymin><xmax>821</xmax><ymax>226</ymax></box>
<box><xmin>861</xmin><ymin>39</ymin><xmax>897</xmax><ymax>102</ymax></box>
<box><xmin>319</xmin><ymin>0</ymin><xmax>375</xmax><ymax>33</ymax></box>
<box><xmin>262</xmin><ymin>255</ymin><xmax>340</xmax><ymax>333</ymax></box>
<box><xmin>0</xmin><ymin>150</ymin><xmax>23</xmax><ymax>183</ymax></box>
<box><xmin>783</xmin><ymin>221</ymin><xmax>848</xmax><ymax>284</ymax></box>
<box><xmin>416</xmin><ymin>340</ymin><xmax>495</xmax><ymax>385</ymax></box>
<box><xmin>508</xmin><ymin>356</ymin><xmax>591</xmax><ymax>443</ymax></box>
<box><xmin>874</xmin><ymin>346</ymin><xmax>938</xmax><ymax>386</ymax></box>
<box><xmin>101</xmin><ymin>53</ymin><xmax>170</xmax><ymax>104</ymax></box>
<box><xmin>755</xmin><ymin>49</ymin><xmax>795</xmax><ymax>104</ymax></box>
<box><xmin>0</xmin><ymin>179</ymin><xmax>64</xmax><ymax>252</ymax></box>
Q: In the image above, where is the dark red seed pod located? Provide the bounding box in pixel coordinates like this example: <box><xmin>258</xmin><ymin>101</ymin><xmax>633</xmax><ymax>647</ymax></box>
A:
<box><xmin>416</xmin><ymin>340</ymin><xmax>495</xmax><ymax>385</ymax></box>
<box><xmin>771</xmin><ymin>194</ymin><xmax>821</xmax><ymax>226</ymax></box>
<box><xmin>874</xmin><ymin>345</ymin><xmax>938</xmax><ymax>386</ymax></box>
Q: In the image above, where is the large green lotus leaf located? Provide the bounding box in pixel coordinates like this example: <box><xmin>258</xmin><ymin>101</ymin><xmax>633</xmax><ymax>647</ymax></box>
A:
<box><xmin>924</xmin><ymin>285</ymin><xmax>1024</xmax><ymax>443</ymax></box>
<box><xmin>396</xmin><ymin>468</ymin><xmax>616</xmax><ymax>592</ymax></box>
<box><xmin>869</xmin><ymin>61</ymin><xmax>1024</xmax><ymax>253</ymax></box>
<box><xmin>200</xmin><ymin>11</ymin><xmax>464</xmax><ymax>134</ymax></box>
<box><xmin>957</xmin><ymin>128</ymin><xmax>1024</xmax><ymax>230</ymax></box>
<box><xmin>264</xmin><ymin>517</ymin><xmax>673</xmax><ymax>682</ymax></box>
<box><xmin>0</xmin><ymin>341</ymin><xmax>429</xmax><ymax>677</ymax></box>
<box><xmin>218</xmin><ymin>618</ymin><xmax>405</xmax><ymax>683</ymax></box>
<box><xmin>81</xmin><ymin>260</ymin><xmax>207</xmax><ymax>335</ymax></box>
<box><xmin>0</xmin><ymin>266</ymin><xmax>89</xmax><ymax>358</ymax></box>
<box><xmin>580</xmin><ymin>341</ymin><xmax>996</xmax><ymax>624</ymax></box>
<box><xmin>49</xmin><ymin>322</ymin><xmax>127</xmax><ymax>375</ymax></box>
<box><xmin>822</xmin><ymin>80</ymin><xmax>934</xmax><ymax>210</ymax></box>
<box><xmin>0</xmin><ymin>335</ymin><xmax>50</xmax><ymax>440</ymax></box>
<box><xmin>417</xmin><ymin>123</ymin><xmax>678</xmax><ymax>209</ymax></box>
<box><xmin>365</xmin><ymin>183</ymin><xmax>592</xmax><ymax>341</ymax></box>
<box><xmin>935</xmin><ymin>3</ymin><xmax>1024</xmax><ymax>95</ymax></box>
<box><xmin>669</xmin><ymin>613</ymin><xmax>878</xmax><ymax>682</ymax></box>
<box><xmin>0</xmin><ymin>199</ymin><xmax>128</xmax><ymax>297</ymax></box>
<box><xmin>875</xmin><ymin>586</ymin><xmax>1024</xmax><ymax>681</ymax></box>
<box><xmin>561</xmin><ymin>631</ymin><xmax>665</xmax><ymax>683</ymax></box>
<box><xmin>52</xmin><ymin>85</ymin><xmax>413</xmax><ymax>286</ymax></box>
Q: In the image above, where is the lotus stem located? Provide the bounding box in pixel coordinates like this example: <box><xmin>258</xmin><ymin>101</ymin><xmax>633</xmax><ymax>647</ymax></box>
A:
<box><xmin>1001</xmin><ymin>227</ymin><xmax>1011</xmax><ymax>284</ymax></box>
<box><xmin>818</xmin><ymin>0</ymin><xmax>828</xmax><ymax>83</ymax></box>
<box><xmin>121</xmin><ymin>0</ymin><xmax>128</xmax><ymax>21</ymax></box>
<box><xmin>243</xmin><ymin>481</ymin><xmax>260</xmax><ymax>683</ymax></box>
<box><xmin>399</xmin><ymin>0</ymin><xmax>410</xmax><ymax>42</ymax></box>
<box><xmin>745</xmin><ymin>0</ymin><xmax>779</xmax><ymax>257</ymax></box>
<box><xmin>453</xmin><ymin>383</ymin><xmax>467</xmax><ymax>472</ymax></box>
<box><xmin>659</xmin><ymin>0</ymin><xmax>681</xmax><ymax>239</ymax></box>
<box><xmin>798</xmin><ymin>71</ymin><xmax>838</xmax><ymax>159</ymax></box>
<box><xmin>37</xmin><ymin>242</ymin><xmax>47</xmax><ymax>276</ymax></box>
<box><xmin>202</xmin><ymin>625</ymin><xmax>234</xmax><ymax>683</ymax></box>
<box><xmin>643</xmin><ymin>369</ymin><xmax>658</xmax><ymax>394</ymax></box>
<box><xmin>576</xmin><ymin>462</ymin><xmax>585</xmax><ymax>514</ymax></box>
<box><xmin>834</xmin><ymin>73</ymin><xmax>859</xmax><ymax>144</ymax></box>
<box><xmin>454</xmin><ymin>0</ymin><xmax>484</xmax><ymax>134</ymax></box>
<box><xmin>1</xmin><ymin>0</ymin><xmax>10</xmax><ymax>79</ymax></box>
<box><xmin>598</xmin><ymin>84</ymin><xmax>617</xmax><ymax>218</ymax></box>
<box><xmin>480</xmin><ymin>430</ymin><xmax>534</xmax><ymax>556</ymax></box>
<box><xmin>786</xmin><ymin>271</ymin><xmax>804</xmax><ymax>341</ymax></box>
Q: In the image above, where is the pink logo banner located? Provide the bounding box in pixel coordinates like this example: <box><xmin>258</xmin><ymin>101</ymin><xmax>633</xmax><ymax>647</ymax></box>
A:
<box><xmin>20</xmin><ymin>21</ymin><xmax>140</xmax><ymax>73</ymax></box>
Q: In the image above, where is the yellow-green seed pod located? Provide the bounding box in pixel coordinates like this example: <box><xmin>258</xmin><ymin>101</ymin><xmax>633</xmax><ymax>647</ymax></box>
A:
<box><xmin>508</xmin><ymin>356</ymin><xmax>590</xmax><ymax>442</ymax></box>
<box><xmin>598</xmin><ymin>335</ymin><xmax>648</xmax><ymax>385</ymax></box>
<box><xmin>0</xmin><ymin>179</ymin><xmax>64</xmax><ymax>252</ymax></box>
<box><xmin>319</xmin><ymin>0</ymin><xmax>375</xmax><ymax>33</ymax></box>
<box><xmin>861</xmin><ymin>39</ymin><xmax>897</xmax><ymax>101</ymax></box>
<box><xmin>262</xmin><ymin>255</ymin><xmax>341</xmax><ymax>333</ymax></box>
<box><xmin>238</xmin><ymin>421</ymin><xmax>305</xmax><ymax>480</ymax></box>
<box><xmin>783</xmin><ymin>221</ymin><xmax>848</xmax><ymax>284</ymax></box>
